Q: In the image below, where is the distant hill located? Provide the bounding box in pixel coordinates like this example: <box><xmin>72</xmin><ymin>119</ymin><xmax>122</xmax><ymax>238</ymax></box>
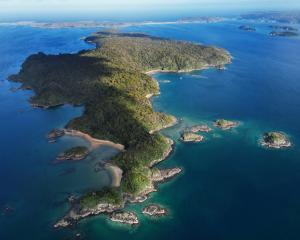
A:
<box><xmin>241</xmin><ymin>11</ymin><xmax>300</xmax><ymax>24</ymax></box>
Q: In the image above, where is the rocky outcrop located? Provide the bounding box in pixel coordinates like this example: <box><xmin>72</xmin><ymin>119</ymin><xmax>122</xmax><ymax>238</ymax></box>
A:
<box><xmin>151</xmin><ymin>168</ymin><xmax>182</xmax><ymax>182</ymax></box>
<box><xmin>180</xmin><ymin>132</ymin><xmax>204</xmax><ymax>142</ymax></box>
<box><xmin>109</xmin><ymin>212</ymin><xmax>139</xmax><ymax>225</ymax></box>
<box><xmin>55</xmin><ymin>146</ymin><xmax>89</xmax><ymax>162</ymax></box>
<box><xmin>261</xmin><ymin>132</ymin><xmax>291</xmax><ymax>149</ymax></box>
<box><xmin>214</xmin><ymin>119</ymin><xmax>239</xmax><ymax>130</ymax></box>
<box><xmin>189</xmin><ymin>124</ymin><xmax>212</xmax><ymax>133</ymax></box>
<box><xmin>47</xmin><ymin>129</ymin><xmax>65</xmax><ymax>142</ymax></box>
<box><xmin>142</xmin><ymin>204</ymin><xmax>167</xmax><ymax>217</ymax></box>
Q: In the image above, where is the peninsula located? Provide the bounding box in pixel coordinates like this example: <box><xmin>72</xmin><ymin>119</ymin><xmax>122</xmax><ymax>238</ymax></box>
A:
<box><xmin>239</xmin><ymin>25</ymin><xmax>256</xmax><ymax>32</ymax></box>
<box><xmin>10</xmin><ymin>31</ymin><xmax>231</xmax><ymax>226</ymax></box>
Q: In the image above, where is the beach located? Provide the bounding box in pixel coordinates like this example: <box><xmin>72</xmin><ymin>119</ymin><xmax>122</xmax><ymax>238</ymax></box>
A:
<box><xmin>63</xmin><ymin>129</ymin><xmax>125</xmax><ymax>151</ymax></box>
<box><xmin>105</xmin><ymin>164</ymin><xmax>123</xmax><ymax>187</ymax></box>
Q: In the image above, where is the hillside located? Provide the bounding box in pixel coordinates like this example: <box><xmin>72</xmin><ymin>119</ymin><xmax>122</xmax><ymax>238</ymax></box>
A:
<box><xmin>10</xmin><ymin>31</ymin><xmax>231</xmax><ymax>198</ymax></box>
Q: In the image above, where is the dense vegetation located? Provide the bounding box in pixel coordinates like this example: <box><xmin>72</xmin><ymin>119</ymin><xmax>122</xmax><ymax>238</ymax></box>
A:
<box><xmin>80</xmin><ymin>187</ymin><xmax>123</xmax><ymax>208</ymax></box>
<box><xmin>10</xmin><ymin>31</ymin><xmax>231</xmax><ymax>206</ymax></box>
<box><xmin>264</xmin><ymin>132</ymin><xmax>286</xmax><ymax>143</ymax></box>
<box><xmin>63</xmin><ymin>146</ymin><xmax>89</xmax><ymax>156</ymax></box>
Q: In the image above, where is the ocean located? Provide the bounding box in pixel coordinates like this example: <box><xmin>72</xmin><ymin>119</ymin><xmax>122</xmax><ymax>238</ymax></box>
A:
<box><xmin>1</xmin><ymin>20</ymin><xmax>300</xmax><ymax>239</ymax></box>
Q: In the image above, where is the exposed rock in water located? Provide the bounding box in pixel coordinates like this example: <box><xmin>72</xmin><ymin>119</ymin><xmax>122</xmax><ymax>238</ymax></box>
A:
<box><xmin>149</xmin><ymin>138</ymin><xmax>174</xmax><ymax>167</ymax></box>
<box><xmin>109</xmin><ymin>211</ymin><xmax>139</xmax><ymax>225</ymax></box>
<box><xmin>189</xmin><ymin>124</ymin><xmax>212</xmax><ymax>133</ymax></box>
<box><xmin>142</xmin><ymin>204</ymin><xmax>167</xmax><ymax>217</ymax></box>
<box><xmin>180</xmin><ymin>132</ymin><xmax>204</xmax><ymax>142</ymax></box>
<box><xmin>261</xmin><ymin>132</ymin><xmax>291</xmax><ymax>149</ymax></box>
<box><xmin>151</xmin><ymin>168</ymin><xmax>182</xmax><ymax>182</ymax></box>
<box><xmin>47</xmin><ymin>129</ymin><xmax>65</xmax><ymax>142</ymax></box>
<box><xmin>239</xmin><ymin>25</ymin><xmax>256</xmax><ymax>31</ymax></box>
<box><xmin>124</xmin><ymin>186</ymin><xmax>157</xmax><ymax>204</ymax></box>
<box><xmin>53</xmin><ymin>218</ymin><xmax>70</xmax><ymax>229</ymax></box>
<box><xmin>55</xmin><ymin>146</ymin><xmax>89</xmax><ymax>162</ymax></box>
<box><xmin>214</xmin><ymin>119</ymin><xmax>239</xmax><ymax>130</ymax></box>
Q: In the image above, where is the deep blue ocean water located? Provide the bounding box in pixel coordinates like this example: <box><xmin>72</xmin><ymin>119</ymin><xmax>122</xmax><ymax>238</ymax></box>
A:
<box><xmin>1</xmin><ymin>21</ymin><xmax>300</xmax><ymax>239</ymax></box>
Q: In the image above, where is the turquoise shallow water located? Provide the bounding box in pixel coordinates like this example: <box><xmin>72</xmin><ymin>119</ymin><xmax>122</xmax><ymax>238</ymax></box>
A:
<box><xmin>1</xmin><ymin>21</ymin><xmax>300</xmax><ymax>239</ymax></box>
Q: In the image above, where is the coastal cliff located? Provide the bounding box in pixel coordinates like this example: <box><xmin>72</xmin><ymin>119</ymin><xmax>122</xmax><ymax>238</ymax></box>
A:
<box><xmin>10</xmin><ymin>31</ymin><xmax>231</xmax><ymax>226</ymax></box>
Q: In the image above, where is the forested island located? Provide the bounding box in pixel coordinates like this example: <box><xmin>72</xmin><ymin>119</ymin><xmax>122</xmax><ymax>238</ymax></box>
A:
<box><xmin>10</xmin><ymin>31</ymin><xmax>231</xmax><ymax>226</ymax></box>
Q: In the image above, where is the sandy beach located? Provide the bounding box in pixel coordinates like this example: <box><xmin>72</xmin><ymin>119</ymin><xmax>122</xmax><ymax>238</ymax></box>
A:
<box><xmin>105</xmin><ymin>164</ymin><xmax>123</xmax><ymax>187</ymax></box>
<box><xmin>63</xmin><ymin>129</ymin><xmax>125</xmax><ymax>151</ymax></box>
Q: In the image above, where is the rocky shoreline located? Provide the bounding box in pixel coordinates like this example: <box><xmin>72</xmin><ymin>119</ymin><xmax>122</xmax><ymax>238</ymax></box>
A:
<box><xmin>109</xmin><ymin>212</ymin><xmax>139</xmax><ymax>225</ymax></box>
<box><xmin>189</xmin><ymin>124</ymin><xmax>212</xmax><ymax>133</ymax></box>
<box><xmin>239</xmin><ymin>25</ymin><xmax>256</xmax><ymax>32</ymax></box>
<box><xmin>53</xmin><ymin>167</ymin><xmax>181</xmax><ymax>228</ymax></box>
<box><xmin>55</xmin><ymin>146</ymin><xmax>89</xmax><ymax>162</ymax></box>
<box><xmin>180</xmin><ymin>132</ymin><xmax>204</xmax><ymax>143</ymax></box>
<box><xmin>47</xmin><ymin>129</ymin><xmax>65</xmax><ymax>143</ymax></box>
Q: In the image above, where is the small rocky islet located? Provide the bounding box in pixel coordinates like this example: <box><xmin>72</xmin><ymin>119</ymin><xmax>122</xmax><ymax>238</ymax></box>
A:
<box><xmin>239</xmin><ymin>25</ymin><xmax>256</xmax><ymax>32</ymax></box>
<box><xmin>261</xmin><ymin>132</ymin><xmax>291</xmax><ymax>149</ymax></box>
<box><xmin>54</xmin><ymin>167</ymin><xmax>181</xmax><ymax>228</ymax></box>
<box><xmin>214</xmin><ymin>119</ymin><xmax>239</xmax><ymax>130</ymax></box>
<box><xmin>189</xmin><ymin>124</ymin><xmax>212</xmax><ymax>133</ymax></box>
<box><xmin>142</xmin><ymin>204</ymin><xmax>167</xmax><ymax>217</ymax></box>
<box><xmin>55</xmin><ymin>146</ymin><xmax>89</xmax><ymax>162</ymax></box>
<box><xmin>109</xmin><ymin>211</ymin><xmax>139</xmax><ymax>225</ymax></box>
<box><xmin>180</xmin><ymin>132</ymin><xmax>204</xmax><ymax>143</ymax></box>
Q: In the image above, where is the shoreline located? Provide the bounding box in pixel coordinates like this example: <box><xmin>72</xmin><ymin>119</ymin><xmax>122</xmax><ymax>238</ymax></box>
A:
<box><xmin>105</xmin><ymin>164</ymin><xmax>123</xmax><ymax>187</ymax></box>
<box><xmin>144</xmin><ymin>61</ymin><xmax>231</xmax><ymax>76</ymax></box>
<box><xmin>145</xmin><ymin>66</ymin><xmax>211</xmax><ymax>75</ymax></box>
<box><xmin>63</xmin><ymin>129</ymin><xmax>125</xmax><ymax>151</ymax></box>
<box><xmin>52</xmin><ymin>62</ymin><xmax>232</xmax><ymax>229</ymax></box>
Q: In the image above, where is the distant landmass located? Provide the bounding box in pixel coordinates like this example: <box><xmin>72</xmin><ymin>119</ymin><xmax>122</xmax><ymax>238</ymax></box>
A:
<box><xmin>0</xmin><ymin>17</ymin><xmax>226</xmax><ymax>29</ymax></box>
<box><xmin>10</xmin><ymin>31</ymin><xmax>231</xmax><ymax>227</ymax></box>
<box><xmin>241</xmin><ymin>11</ymin><xmax>300</xmax><ymax>24</ymax></box>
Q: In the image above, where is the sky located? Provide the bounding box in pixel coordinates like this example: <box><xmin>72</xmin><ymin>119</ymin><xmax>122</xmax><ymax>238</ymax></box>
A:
<box><xmin>0</xmin><ymin>0</ymin><xmax>299</xmax><ymax>20</ymax></box>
